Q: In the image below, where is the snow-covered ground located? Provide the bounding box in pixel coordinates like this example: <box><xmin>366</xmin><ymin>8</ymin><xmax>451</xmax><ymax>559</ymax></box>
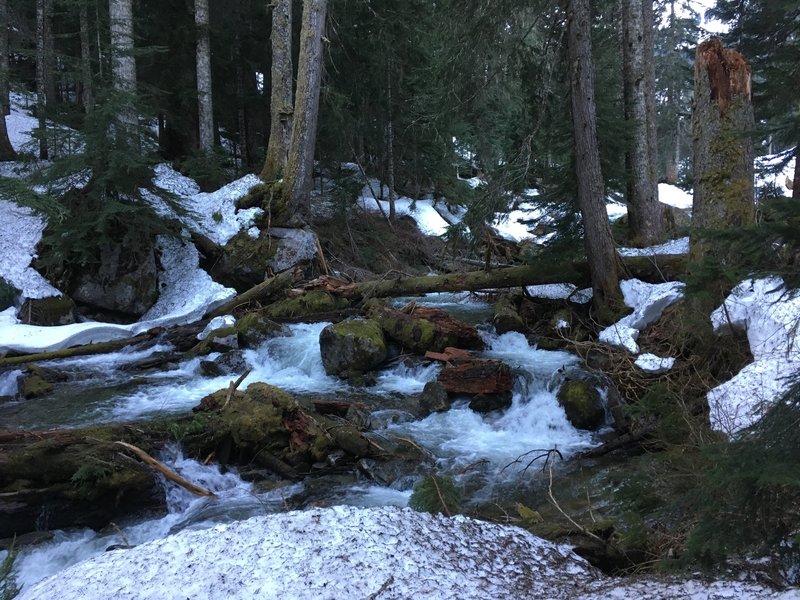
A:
<box><xmin>17</xmin><ymin>506</ymin><xmax>797</xmax><ymax>600</ymax></box>
<box><xmin>708</xmin><ymin>277</ymin><xmax>800</xmax><ymax>435</ymax></box>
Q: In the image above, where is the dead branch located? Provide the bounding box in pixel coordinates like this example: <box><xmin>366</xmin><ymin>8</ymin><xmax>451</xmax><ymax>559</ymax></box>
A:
<box><xmin>114</xmin><ymin>441</ymin><xmax>215</xmax><ymax>497</ymax></box>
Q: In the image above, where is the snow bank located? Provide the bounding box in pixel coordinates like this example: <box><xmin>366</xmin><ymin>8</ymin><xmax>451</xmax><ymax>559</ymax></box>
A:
<box><xmin>658</xmin><ymin>183</ymin><xmax>693</xmax><ymax>210</ymax></box>
<box><xmin>357</xmin><ymin>193</ymin><xmax>452</xmax><ymax>237</ymax></box>
<box><xmin>526</xmin><ymin>283</ymin><xmax>593</xmax><ymax>305</ymax></box>
<box><xmin>18</xmin><ymin>506</ymin><xmax>596</xmax><ymax>600</ymax></box>
<box><xmin>708</xmin><ymin>277</ymin><xmax>800</xmax><ymax>435</ymax></box>
<box><xmin>18</xmin><ymin>505</ymin><xmax>795</xmax><ymax>600</ymax></box>
<box><xmin>0</xmin><ymin>200</ymin><xmax>60</xmax><ymax>299</ymax></box>
<box><xmin>618</xmin><ymin>237</ymin><xmax>689</xmax><ymax>257</ymax></box>
<box><xmin>599</xmin><ymin>280</ymin><xmax>685</xmax><ymax>354</ymax></box>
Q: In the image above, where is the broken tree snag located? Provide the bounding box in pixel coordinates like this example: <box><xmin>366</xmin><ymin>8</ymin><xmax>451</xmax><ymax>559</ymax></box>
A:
<box><xmin>114</xmin><ymin>441</ymin><xmax>215</xmax><ymax>497</ymax></box>
<box><xmin>691</xmin><ymin>38</ymin><xmax>755</xmax><ymax>263</ymax></box>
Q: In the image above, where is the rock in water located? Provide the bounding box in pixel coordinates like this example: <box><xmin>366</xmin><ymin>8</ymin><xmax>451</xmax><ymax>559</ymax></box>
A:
<box><xmin>556</xmin><ymin>379</ymin><xmax>606</xmax><ymax>430</ymax></box>
<box><xmin>319</xmin><ymin>319</ymin><xmax>388</xmax><ymax>377</ymax></box>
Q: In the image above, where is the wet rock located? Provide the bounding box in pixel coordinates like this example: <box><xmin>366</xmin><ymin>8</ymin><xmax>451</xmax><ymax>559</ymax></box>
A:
<box><xmin>424</xmin><ymin>347</ymin><xmax>473</xmax><ymax>362</ymax></box>
<box><xmin>199</xmin><ymin>360</ymin><xmax>225</xmax><ymax>377</ymax></box>
<box><xmin>469</xmin><ymin>391</ymin><xmax>513</xmax><ymax>413</ymax></box>
<box><xmin>437</xmin><ymin>359</ymin><xmax>514</xmax><ymax>396</ymax></box>
<box><xmin>493</xmin><ymin>295</ymin><xmax>525</xmax><ymax>334</ymax></box>
<box><xmin>319</xmin><ymin>319</ymin><xmax>388</xmax><ymax>377</ymax></box>
<box><xmin>556</xmin><ymin>379</ymin><xmax>606</xmax><ymax>431</ymax></box>
<box><xmin>374</xmin><ymin>306</ymin><xmax>484</xmax><ymax>355</ymax></box>
<box><xmin>16</xmin><ymin>365</ymin><xmax>67</xmax><ymax>399</ymax></box>
<box><xmin>235</xmin><ymin>312</ymin><xmax>288</xmax><ymax>348</ymax></box>
<box><xmin>17</xmin><ymin>295</ymin><xmax>77</xmax><ymax>325</ymax></box>
<box><xmin>199</xmin><ymin>351</ymin><xmax>248</xmax><ymax>377</ymax></box>
<box><xmin>71</xmin><ymin>239</ymin><xmax>158</xmax><ymax>317</ymax></box>
<box><xmin>418</xmin><ymin>381</ymin><xmax>451</xmax><ymax>416</ymax></box>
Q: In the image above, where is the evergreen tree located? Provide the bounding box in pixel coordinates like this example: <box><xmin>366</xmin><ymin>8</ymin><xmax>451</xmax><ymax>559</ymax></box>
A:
<box><xmin>195</xmin><ymin>0</ymin><xmax>214</xmax><ymax>152</ymax></box>
<box><xmin>261</xmin><ymin>0</ymin><xmax>292</xmax><ymax>183</ymax></box>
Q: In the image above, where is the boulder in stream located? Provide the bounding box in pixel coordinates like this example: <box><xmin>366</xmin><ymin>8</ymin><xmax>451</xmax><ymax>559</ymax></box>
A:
<box><xmin>319</xmin><ymin>319</ymin><xmax>388</xmax><ymax>377</ymax></box>
<box><xmin>556</xmin><ymin>379</ymin><xmax>606</xmax><ymax>431</ymax></box>
<box><xmin>375</xmin><ymin>306</ymin><xmax>484</xmax><ymax>355</ymax></box>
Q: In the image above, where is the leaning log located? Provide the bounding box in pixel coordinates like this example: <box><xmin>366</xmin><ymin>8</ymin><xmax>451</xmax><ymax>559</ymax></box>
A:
<box><xmin>0</xmin><ymin>331</ymin><xmax>158</xmax><ymax>367</ymax></box>
<box><xmin>205</xmin><ymin>267</ymin><xmax>304</xmax><ymax>319</ymax></box>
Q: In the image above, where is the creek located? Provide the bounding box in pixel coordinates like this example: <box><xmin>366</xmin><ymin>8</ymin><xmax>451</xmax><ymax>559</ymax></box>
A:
<box><xmin>2</xmin><ymin>292</ymin><xmax>602</xmax><ymax>587</ymax></box>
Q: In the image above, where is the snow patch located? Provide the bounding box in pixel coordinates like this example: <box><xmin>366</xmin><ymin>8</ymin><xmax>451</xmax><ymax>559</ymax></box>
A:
<box><xmin>708</xmin><ymin>277</ymin><xmax>800</xmax><ymax>435</ymax></box>
<box><xmin>526</xmin><ymin>283</ymin><xmax>593</xmax><ymax>304</ymax></box>
<box><xmin>599</xmin><ymin>280</ymin><xmax>685</xmax><ymax>354</ymax></box>
<box><xmin>198</xmin><ymin>315</ymin><xmax>236</xmax><ymax>340</ymax></box>
<box><xmin>618</xmin><ymin>237</ymin><xmax>689</xmax><ymax>257</ymax></box>
<box><xmin>634</xmin><ymin>353</ymin><xmax>675</xmax><ymax>374</ymax></box>
<box><xmin>658</xmin><ymin>183</ymin><xmax>693</xmax><ymax>210</ymax></box>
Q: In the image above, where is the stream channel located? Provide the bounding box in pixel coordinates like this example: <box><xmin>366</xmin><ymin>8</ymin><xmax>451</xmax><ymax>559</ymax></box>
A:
<box><xmin>0</xmin><ymin>292</ymin><xmax>603</xmax><ymax>588</ymax></box>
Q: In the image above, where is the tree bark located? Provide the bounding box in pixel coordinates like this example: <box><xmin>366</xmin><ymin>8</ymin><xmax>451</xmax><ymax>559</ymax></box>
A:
<box><xmin>195</xmin><ymin>0</ymin><xmax>214</xmax><ymax>151</ymax></box>
<box><xmin>622</xmin><ymin>0</ymin><xmax>664</xmax><ymax>245</ymax></box>
<box><xmin>204</xmin><ymin>267</ymin><xmax>304</xmax><ymax>319</ymax></box>
<box><xmin>109</xmin><ymin>0</ymin><xmax>137</xmax><ymax>131</ymax></box>
<box><xmin>386</xmin><ymin>58</ymin><xmax>397</xmax><ymax>222</ymax></box>
<box><xmin>79</xmin><ymin>2</ymin><xmax>95</xmax><ymax>113</ymax></box>
<box><xmin>283</xmin><ymin>0</ymin><xmax>327</xmax><ymax>223</ymax></box>
<box><xmin>690</xmin><ymin>38</ymin><xmax>754</xmax><ymax>263</ymax></box>
<box><xmin>0</xmin><ymin>0</ymin><xmax>9</xmax><ymax>116</ymax></box>
<box><xmin>36</xmin><ymin>0</ymin><xmax>49</xmax><ymax>159</ymax></box>
<box><xmin>793</xmin><ymin>143</ymin><xmax>799</xmax><ymax>200</ymax></box>
<box><xmin>566</xmin><ymin>0</ymin><xmax>623</xmax><ymax>317</ymax></box>
<box><xmin>261</xmin><ymin>0</ymin><xmax>293</xmax><ymax>182</ymax></box>
<box><xmin>0</xmin><ymin>108</ymin><xmax>14</xmax><ymax>160</ymax></box>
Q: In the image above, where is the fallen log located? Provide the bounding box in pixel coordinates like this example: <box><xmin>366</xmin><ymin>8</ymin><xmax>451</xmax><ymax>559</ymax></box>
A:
<box><xmin>0</xmin><ymin>331</ymin><xmax>157</xmax><ymax>368</ymax></box>
<box><xmin>205</xmin><ymin>267</ymin><xmax>304</xmax><ymax>319</ymax></box>
<box><xmin>115</xmin><ymin>441</ymin><xmax>215</xmax><ymax>497</ymax></box>
<box><xmin>305</xmin><ymin>254</ymin><xmax>686</xmax><ymax>300</ymax></box>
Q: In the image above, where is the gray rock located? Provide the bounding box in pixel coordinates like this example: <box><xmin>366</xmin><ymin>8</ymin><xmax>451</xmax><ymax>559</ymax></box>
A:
<box><xmin>418</xmin><ymin>381</ymin><xmax>451</xmax><ymax>416</ymax></box>
<box><xmin>17</xmin><ymin>295</ymin><xmax>77</xmax><ymax>325</ymax></box>
<box><xmin>266</xmin><ymin>227</ymin><xmax>318</xmax><ymax>273</ymax></box>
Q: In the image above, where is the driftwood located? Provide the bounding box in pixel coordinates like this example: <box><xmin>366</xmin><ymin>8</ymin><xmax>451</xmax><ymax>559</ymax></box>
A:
<box><xmin>205</xmin><ymin>267</ymin><xmax>304</xmax><ymax>319</ymax></box>
<box><xmin>114</xmin><ymin>441</ymin><xmax>215</xmax><ymax>497</ymax></box>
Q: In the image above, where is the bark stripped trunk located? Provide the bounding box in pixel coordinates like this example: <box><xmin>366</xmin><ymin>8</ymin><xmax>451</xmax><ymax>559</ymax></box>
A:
<box><xmin>79</xmin><ymin>2</ymin><xmax>95</xmax><ymax>112</ymax></box>
<box><xmin>567</xmin><ymin>0</ymin><xmax>623</xmax><ymax>318</ymax></box>
<box><xmin>261</xmin><ymin>0</ymin><xmax>293</xmax><ymax>182</ymax></box>
<box><xmin>109</xmin><ymin>0</ymin><xmax>137</xmax><ymax>133</ymax></box>
<box><xmin>195</xmin><ymin>0</ymin><xmax>214</xmax><ymax>151</ymax></box>
<box><xmin>622</xmin><ymin>0</ymin><xmax>664</xmax><ymax>245</ymax></box>
<box><xmin>36</xmin><ymin>0</ymin><xmax>49</xmax><ymax>159</ymax></box>
<box><xmin>690</xmin><ymin>38</ymin><xmax>754</xmax><ymax>263</ymax></box>
<box><xmin>283</xmin><ymin>0</ymin><xmax>327</xmax><ymax>223</ymax></box>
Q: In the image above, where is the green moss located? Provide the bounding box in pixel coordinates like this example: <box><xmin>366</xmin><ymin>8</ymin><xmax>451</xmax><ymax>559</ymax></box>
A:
<box><xmin>379</xmin><ymin>313</ymin><xmax>437</xmax><ymax>354</ymax></box>
<box><xmin>263</xmin><ymin>291</ymin><xmax>349</xmax><ymax>319</ymax></box>
<box><xmin>20</xmin><ymin>375</ymin><xmax>53</xmax><ymax>399</ymax></box>
<box><xmin>556</xmin><ymin>380</ymin><xmax>605</xmax><ymax>430</ymax></box>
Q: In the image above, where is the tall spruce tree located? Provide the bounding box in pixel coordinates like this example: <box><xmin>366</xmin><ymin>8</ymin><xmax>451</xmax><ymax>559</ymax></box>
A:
<box><xmin>261</xmin><ymin>0</ymin><xmax>292</xmax><ymax>183</ymax></box>
<box><xmin>195</xmin><ymin>0</ymin><xmax>215</xmax><ymax>152</ymax></box>
<box><xmin>566</xmin><ymin>0</ymin><xmax>623</xmax><ymax>317</ymax></box>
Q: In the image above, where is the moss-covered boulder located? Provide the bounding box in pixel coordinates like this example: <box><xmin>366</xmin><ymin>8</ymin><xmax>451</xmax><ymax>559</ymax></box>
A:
<box><xmin>556</xmin><ymin>379</ymin><xmax>606</xmax><ymax>430</ymax></box>
<box><xmin>209</xmin><ymin>230</ymin><xmax>278</xmax><ymax>291</ymax></box>
<box><xmin>374</xmin><ymin>306</ymin><xmax>484</xmax><ymax>355</ymax></box>
<box><xmin>319</xmin><ymin>319</ymin><xmax>388</xmax><ymax>377</ymax></box>
<box><xmin>17</xmin><ymin>295</ymin><xmax>78</xmax><ymax>325</ymax></box>
<box><xmin>16</xmin><ymin>365</ymin><xmax>68</xmax><ymax>399</ymax></box>
<box><xmin>493</xmin><ymin>295</ymin><xmax>525</xmax><ymax>334</ymax></box>
<box><xmin>235</xmin><ymin>312</ymin><xmax>288</xmax><ymax>348</ymax></box>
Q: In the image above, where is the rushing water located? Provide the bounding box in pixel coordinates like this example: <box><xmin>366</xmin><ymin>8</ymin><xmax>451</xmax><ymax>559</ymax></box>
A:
<box><xmin>2</xmin><ymin>293</ymin><xmax>601</xmax><ymax>587</ymax></box>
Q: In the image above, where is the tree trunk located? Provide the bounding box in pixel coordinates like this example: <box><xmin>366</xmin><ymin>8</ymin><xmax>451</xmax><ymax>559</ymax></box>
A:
<box><xmin>566</xmin><ymin>0</ymin><xmax>623</xmax><ymax>318</ymax></box>
<box><xmin>0</xmin><ymin>106</ymin><xmax>14</xmax><ymax>160</ymax></box>
<box><xmin>109</xmin><ymin>0</ymin><xmax>137</xmax><ymax>131</ymax></box>
<box><xmin>386</xmin><ymin>59</ymin><xmax>396</xmax><ymax>222</ymax></box>
<box><xmin>261</xmin><ymin>0</ymin><xmax>293</xmax><ymax>183</ymax></box>
<box><xmin>622</xmin><ymin>0</ymin><xmax>664</xmax><ymax>245</ymax></box>
<box><xmin>283</xmin><ymin>0</ymin><xmax>327</xmax><ymax>223</ymax></box>
<box><xmin>690</xmin><ymin>38</ymin><xmax>754</xmax><ymax>263</ymax></box>
<box><xmin>195</xmin><ymin>0</ymin><xmax>214</xmax><ymax>151</ymax></box>
<box><xmin>79</xmin><ymin>2</ymin><xmax>95</xmax><ymax>112</ymax></box>
<box><xmin>36</xmin><ymin>0</ymin><xmax>49</xmax><ymax>159</ymax></box>
<box><xmin>793</xmin><ymin>143</ymin><xmax>799</xmax><ymax>200</ymax></box>
<box><xmin>0</xmin><ymin>0</ymin><xmax>9</xmax><ymax>116</ymax></box>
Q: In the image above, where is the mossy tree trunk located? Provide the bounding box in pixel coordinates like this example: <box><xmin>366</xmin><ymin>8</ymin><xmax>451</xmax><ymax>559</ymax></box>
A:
<box><xmin>622</xmin><ymin>0</ymin><xmax>664</xmax><ymax>245</ymax></box>
<box><xmin>0</xmin><ymin>0</ymin><xmax>10</xmax><ymax>117</ymax></box>
<box><xmin>194</xmin><ymin>0</ymin><xmax>215</xmax><ymax>151</ymax></box>
<box><xmin>566</xmin><ymin>0</ymin><xmax>623</xmax><ymax>319</ymax></box>
<box><xmin>36</xmin><ymin>0</ymin><xmax>50</xmax><ymax>159</ymax></box>
<box><xmin>690</xmin><ymin>39</ymin><xmax>755</xmax><ymax>263</ymax></box>
<box><xmin>282</xmin><ymin>0</ymin><xmax>327</xmax><ymax>223</ymax></box>
<box><xmin>261</xmin><ymin>0</ymin><xmax>293</xmax><ymax>183</ymax></box>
